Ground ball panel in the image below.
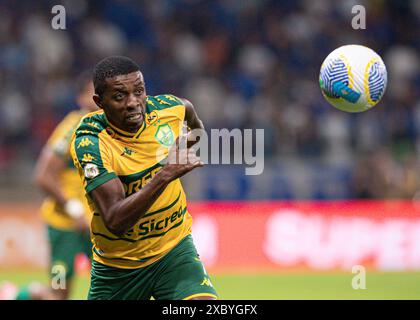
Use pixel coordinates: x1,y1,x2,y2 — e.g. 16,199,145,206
367,60,387,104
319,57,349,99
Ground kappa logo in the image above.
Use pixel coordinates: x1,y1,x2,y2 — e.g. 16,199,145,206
157,98,171,106
87,122,99,129
155,124,174,147
200,277,213,287
121,147,136,157
147,97,155,107
164,95,180,103
77,137,94,148
78,130,95,135
82,153,95,162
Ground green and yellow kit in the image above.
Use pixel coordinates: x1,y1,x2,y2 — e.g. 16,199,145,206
40,110,92,279
70,94,218,299
41,110,92,229
71,95,193,269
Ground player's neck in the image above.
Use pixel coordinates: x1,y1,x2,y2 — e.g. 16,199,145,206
107,118,144,136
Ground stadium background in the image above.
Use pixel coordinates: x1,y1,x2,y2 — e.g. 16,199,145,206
0,0,419,299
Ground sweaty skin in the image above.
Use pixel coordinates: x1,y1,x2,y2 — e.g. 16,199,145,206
90,71,204,237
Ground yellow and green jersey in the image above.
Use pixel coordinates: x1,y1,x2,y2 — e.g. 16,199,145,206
70,94,192,269
41,110,92,230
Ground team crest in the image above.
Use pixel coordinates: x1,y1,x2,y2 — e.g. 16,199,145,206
155,124,174,147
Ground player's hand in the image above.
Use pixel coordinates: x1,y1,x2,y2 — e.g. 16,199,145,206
64,199,89,232
163,134,204,180
64,199,85,218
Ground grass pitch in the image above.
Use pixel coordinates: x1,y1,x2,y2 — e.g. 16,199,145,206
1,271,420,300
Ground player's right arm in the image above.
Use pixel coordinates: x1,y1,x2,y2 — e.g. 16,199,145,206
34,147,68,208
34,116,87,226
34,148,87,228
72,132,202,237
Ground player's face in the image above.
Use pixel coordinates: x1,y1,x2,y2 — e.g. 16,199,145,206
96,71,147,133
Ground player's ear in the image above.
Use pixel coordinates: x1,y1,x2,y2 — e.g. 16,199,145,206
93,94,103,109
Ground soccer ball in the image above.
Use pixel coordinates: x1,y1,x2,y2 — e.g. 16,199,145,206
319,44,387,113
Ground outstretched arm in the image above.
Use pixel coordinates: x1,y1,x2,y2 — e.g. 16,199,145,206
90,137,203,236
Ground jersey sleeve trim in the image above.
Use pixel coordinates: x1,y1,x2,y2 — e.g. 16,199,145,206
85,172,118,193
73,116,116,194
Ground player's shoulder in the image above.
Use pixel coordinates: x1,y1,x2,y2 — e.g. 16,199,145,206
71,111,106,159
53,110,83,132
46,110,84,146
60,110,83,124
146,94,185,112
74,110,107,138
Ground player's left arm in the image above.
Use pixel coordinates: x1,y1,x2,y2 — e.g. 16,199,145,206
180,98,204,130
180,97,204,148
34,146,87,230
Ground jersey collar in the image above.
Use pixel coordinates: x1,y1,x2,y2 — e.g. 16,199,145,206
105,116,147,140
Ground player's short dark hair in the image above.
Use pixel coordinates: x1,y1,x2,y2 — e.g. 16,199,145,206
93,56,140,96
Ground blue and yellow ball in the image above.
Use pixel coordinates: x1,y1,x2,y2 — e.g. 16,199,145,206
319,45,387,113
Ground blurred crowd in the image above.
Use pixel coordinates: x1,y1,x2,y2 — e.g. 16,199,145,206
0,0,419,199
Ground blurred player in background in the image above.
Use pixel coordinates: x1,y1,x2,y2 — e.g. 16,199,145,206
0,72,98,300
71,56,218,300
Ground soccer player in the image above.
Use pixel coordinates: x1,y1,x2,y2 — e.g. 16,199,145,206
70,56,218,300
0,72,98,300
